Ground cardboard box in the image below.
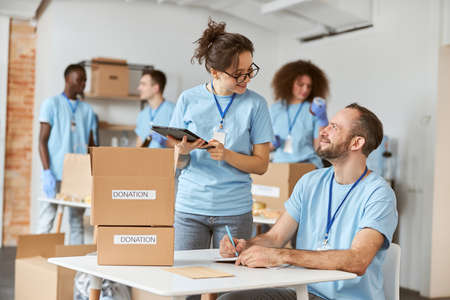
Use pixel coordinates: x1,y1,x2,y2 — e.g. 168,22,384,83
60,153,91,201
251,163,316,210
91,57,129,97
97,226,174,266
90,147,175,226
15,233,96,300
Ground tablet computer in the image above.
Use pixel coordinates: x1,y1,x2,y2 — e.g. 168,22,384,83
152,126,214,149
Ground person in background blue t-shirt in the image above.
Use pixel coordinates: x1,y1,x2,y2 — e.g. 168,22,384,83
270,60,330,168
135,69,174,148
219,103,398,300
168,19,273,252
38,64,97,245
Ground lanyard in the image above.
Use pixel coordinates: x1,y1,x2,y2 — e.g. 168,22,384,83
325,166,368,243
149,100,165,123
287,101,304,134
62,92,79,116
211,81,235,129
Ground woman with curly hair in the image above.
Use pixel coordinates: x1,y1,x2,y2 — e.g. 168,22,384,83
270,60,330,168
168,19,273,251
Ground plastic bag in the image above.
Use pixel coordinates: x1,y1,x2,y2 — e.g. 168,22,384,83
74,271,131,300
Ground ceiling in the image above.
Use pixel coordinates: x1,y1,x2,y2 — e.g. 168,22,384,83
0,0,373,41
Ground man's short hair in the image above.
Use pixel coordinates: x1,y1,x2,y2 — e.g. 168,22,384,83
142,69,166,94
346,103,384,157
64,64,86,78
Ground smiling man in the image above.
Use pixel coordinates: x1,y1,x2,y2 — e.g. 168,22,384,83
219,103,398,300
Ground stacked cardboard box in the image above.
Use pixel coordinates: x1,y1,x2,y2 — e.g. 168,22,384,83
251,162,316,210
90,147,175,266
90,57,129,97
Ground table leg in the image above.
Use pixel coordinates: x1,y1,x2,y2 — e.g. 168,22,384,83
295,284,308,300
89,275,102,300
55,205,63,233
201,293,217,300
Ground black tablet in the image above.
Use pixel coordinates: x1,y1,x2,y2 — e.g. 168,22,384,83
152,126,213,149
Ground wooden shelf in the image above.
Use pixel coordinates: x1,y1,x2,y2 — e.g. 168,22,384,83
85,93,141,101
98,122,135,131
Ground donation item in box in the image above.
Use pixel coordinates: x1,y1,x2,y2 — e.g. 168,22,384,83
90,57,129,97
251,162,316,210
97,226,174,266
90,147,175,226
59,153,91,203
15,233,96,300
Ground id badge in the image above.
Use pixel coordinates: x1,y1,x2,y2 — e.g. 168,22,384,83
71,121,76,132
283,135,293,153
316,239,331,251
213,126,227,145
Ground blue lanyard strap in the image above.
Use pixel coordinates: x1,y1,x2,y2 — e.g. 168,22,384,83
62,92,79,115
326,166,368,239
287,101,304,134
211,81,235,127
149,100,165,123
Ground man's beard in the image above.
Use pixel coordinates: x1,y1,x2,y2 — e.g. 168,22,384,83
315,136,352,160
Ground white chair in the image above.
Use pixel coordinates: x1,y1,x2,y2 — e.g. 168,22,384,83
383,243,401,300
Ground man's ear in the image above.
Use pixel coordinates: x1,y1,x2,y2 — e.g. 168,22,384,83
350,136,365,152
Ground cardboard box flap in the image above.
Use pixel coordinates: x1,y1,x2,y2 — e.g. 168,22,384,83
60,154,92,199
55,244,97,257
16,233,65,259
92,57,127,66
91,147,174,177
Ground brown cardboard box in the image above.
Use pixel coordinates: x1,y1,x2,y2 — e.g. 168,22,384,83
97,226,174,266
15,233,96,300
91,57,129,97
60,153,91,201
251,162,316,210
90,147,175,226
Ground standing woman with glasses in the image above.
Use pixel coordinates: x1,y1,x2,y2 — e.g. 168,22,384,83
168,19,273,251
270,60,330,168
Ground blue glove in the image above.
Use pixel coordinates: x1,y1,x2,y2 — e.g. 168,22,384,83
151,132,167,147
42,169,56,198
272,135,282,150
310,97,329,127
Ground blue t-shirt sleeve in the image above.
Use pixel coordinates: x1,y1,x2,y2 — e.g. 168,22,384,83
284,179,304,223
169,94,187,128
359,186,398,250
39,98,54,126
250,98,274,144
135,110,148,141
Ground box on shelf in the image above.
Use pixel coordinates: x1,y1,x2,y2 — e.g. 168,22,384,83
97,226,174,266
90,57,129,97
59,153,91,203
15,233,96,300
251,163,316,210
90,147,175,226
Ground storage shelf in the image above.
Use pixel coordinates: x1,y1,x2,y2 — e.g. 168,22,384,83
85,93,141,101
98,121,134,131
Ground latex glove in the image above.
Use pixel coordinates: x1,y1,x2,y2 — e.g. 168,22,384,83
310,97,329,127
42,169,56,198
151,132,167,147
271,135,282,150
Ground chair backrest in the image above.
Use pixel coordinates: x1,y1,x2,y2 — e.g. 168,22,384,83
383,243,401,300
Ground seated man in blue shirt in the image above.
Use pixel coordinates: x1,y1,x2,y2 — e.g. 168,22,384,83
219,103,398,300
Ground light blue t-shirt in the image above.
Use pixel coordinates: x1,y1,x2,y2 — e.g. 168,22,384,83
270,100,323,168
39,93,97,180
170,84,273,216
285,167,398,300
134,100,175,148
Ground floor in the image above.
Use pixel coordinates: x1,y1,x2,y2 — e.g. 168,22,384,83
1,246,449,300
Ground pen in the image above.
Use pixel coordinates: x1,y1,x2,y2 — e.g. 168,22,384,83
225,225,239,257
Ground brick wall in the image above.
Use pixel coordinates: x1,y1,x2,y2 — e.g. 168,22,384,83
2,20,36,246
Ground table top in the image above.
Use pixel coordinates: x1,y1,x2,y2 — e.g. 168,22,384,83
38,197,91,208
48,249,356,297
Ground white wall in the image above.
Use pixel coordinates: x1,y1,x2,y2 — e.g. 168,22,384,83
0,16,10,247
275,0,443,296
32,1,278,234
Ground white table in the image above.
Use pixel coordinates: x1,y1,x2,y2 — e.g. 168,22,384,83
48,249,356,300
253,215,277,225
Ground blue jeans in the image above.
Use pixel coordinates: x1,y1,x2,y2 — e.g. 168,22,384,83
37,181,85,245
174,211,253,250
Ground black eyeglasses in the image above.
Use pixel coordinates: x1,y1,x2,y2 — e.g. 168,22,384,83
222,63,260,84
